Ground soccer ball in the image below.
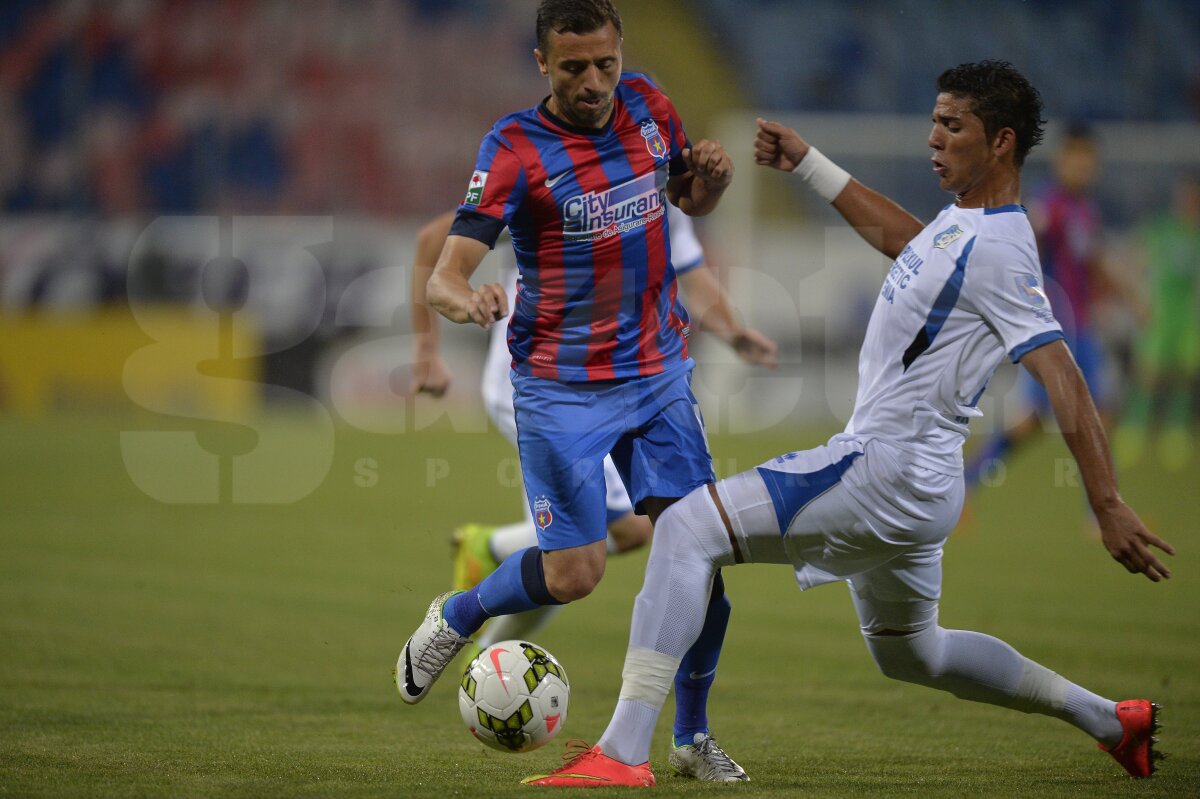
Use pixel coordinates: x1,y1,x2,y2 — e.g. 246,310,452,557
458,640,569,753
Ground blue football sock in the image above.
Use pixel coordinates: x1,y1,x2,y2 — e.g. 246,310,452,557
442,586,489,636
444,548,561,636
673,569,731,747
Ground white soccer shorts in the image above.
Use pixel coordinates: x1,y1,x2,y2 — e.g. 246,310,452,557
712,434,964,632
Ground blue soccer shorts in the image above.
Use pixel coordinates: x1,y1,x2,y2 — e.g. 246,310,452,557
511,360,714,551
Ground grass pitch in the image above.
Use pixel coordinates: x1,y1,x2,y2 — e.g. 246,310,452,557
1,415,1196,797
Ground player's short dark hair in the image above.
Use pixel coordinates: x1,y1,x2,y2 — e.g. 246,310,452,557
536,0,623,54
937,60,1045,166
1063,119,1096,143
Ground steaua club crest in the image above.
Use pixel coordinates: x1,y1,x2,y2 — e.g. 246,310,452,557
640,119,667,161
534,496,554,530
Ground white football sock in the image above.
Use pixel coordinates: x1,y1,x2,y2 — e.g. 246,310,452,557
599,697,663,766
489,521,537,562
599,647,679,765
864,625,1122,744
1065,685,1122,747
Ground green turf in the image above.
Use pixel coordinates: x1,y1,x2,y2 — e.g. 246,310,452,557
1,415,1196,797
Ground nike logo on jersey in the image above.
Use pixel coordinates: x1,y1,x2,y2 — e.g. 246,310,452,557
544,171,569,189
401,642,424,699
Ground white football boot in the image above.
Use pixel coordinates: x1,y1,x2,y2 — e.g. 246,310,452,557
668,733,750,782
396,591,471,704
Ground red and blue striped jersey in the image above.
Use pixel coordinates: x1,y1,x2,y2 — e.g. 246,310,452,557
450,73,693,382
1033,183,1102,333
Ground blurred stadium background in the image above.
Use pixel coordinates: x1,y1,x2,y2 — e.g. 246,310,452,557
1,0,1197,433
1,2,1198,796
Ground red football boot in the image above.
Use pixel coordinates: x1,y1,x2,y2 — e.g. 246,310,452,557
522,741,655,788
1098,699,1164,778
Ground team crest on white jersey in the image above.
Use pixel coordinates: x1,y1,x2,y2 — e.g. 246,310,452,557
465,170,489,205
534,496,554,530
640,119,668,161
933,224,964,249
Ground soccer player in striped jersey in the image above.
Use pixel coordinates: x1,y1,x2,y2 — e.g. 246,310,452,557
410,205,776,621
523,61,1173,788
398,0,752,780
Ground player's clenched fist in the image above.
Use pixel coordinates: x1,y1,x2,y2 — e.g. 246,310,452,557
466,283,508,329
754,118,810,172
683,139,733,188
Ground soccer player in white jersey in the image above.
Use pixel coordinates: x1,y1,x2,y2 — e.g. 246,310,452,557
523,60,1174,788
410,203,777,780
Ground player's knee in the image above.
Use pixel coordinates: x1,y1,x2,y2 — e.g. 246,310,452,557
862,624,943,684
543,554,606,602
652,494,691,539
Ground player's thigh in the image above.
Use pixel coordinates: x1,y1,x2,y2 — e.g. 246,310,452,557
709,440,865,566
612,368,713,512
710,469,789,565
512,380,621,551
847,546,942,634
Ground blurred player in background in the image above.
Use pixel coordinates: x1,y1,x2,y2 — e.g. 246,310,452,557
398,0,759,781
524,60,1172,788
1115,172,1200,471
410,204,776,652
964,123,1112,490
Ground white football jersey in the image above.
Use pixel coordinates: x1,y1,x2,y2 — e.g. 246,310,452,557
844,204,1064,473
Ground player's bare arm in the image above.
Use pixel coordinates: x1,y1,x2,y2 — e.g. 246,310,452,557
676,266,778,368
755,118,924,259
427,234,508,329
1020,340,1175,581
667,139,733,217
412,211,457,396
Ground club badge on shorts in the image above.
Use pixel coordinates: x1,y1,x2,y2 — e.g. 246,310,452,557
640,119,667,161
534,496,554,530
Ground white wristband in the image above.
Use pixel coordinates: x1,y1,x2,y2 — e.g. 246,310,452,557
792,146,851,203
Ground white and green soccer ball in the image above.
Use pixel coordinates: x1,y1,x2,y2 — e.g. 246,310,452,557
458,640,569,753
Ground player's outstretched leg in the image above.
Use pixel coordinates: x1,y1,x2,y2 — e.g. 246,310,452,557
852,589,1163,778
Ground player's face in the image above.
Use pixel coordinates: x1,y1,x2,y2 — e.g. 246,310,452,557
928,93,1004,202
1055,140,1098,194
535,22,622,129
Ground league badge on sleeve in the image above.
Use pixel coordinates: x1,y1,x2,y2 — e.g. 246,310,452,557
933,224,964,249
640,119,668,161
1014,274,1049,309
465,170,489,205
534,496,554,530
